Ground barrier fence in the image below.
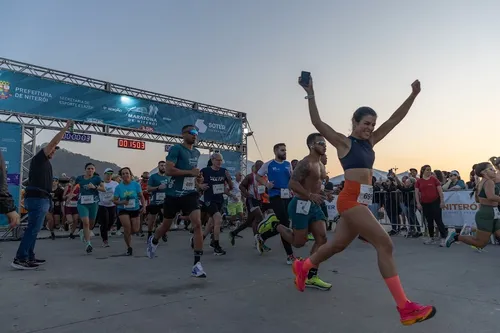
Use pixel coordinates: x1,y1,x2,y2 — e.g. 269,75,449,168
326,190,479,230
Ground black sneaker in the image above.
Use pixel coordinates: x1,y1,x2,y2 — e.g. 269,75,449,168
85,244,93,254
11,259,38,270
126,247,133,256
50,232,55,240
31,258,46,265
69,233,75,240
209,240,215,249
162,234,168,242
214,246,226,256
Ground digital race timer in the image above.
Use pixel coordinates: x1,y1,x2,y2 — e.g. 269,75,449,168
117,139,146,150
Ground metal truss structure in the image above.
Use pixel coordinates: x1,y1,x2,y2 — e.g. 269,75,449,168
0,57,250,239
0,57,249,172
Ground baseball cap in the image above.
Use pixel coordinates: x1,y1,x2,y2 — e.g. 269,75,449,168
104,168,114,174
325,182,334,191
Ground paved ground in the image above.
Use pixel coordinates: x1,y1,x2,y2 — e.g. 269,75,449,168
0,229,499,333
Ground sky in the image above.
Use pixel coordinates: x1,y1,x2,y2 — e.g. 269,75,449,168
2,0,500,179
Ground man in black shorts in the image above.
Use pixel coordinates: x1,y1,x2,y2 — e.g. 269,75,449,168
146,125,206,278
146,161,168,239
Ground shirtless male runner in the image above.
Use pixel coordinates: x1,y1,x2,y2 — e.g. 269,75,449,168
276,133,332,291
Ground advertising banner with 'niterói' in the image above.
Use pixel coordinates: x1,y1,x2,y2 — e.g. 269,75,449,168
0,122,22,227
0,70,242,144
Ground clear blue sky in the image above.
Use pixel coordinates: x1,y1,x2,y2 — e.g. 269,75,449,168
3,0,500,177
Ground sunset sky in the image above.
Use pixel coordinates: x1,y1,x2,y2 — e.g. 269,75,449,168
2,0,499,179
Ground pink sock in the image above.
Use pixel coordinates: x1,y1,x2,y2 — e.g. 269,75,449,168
384,275,409,308
303,258,317,272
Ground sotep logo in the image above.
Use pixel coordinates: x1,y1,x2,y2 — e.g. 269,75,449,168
195,119,226,134
195,119,208,133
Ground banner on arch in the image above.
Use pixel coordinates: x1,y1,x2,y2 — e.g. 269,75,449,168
0,122,23,227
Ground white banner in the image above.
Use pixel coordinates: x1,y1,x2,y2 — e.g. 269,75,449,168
442,191,478,228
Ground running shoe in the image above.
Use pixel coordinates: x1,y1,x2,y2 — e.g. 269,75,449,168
50,232,55,240
423,237,438,245
191,262,207,278
305,276,332,291
11,259,38,270
146,236,158,259
397,301,436,326
214,246,226,256
262,244,272,252
30,258,46,265
286,254,296,265
228,231,242,246
162,234,168,242
126,247,133,256
445,231,457,248
439,238,446,247
85,243,93,254
254,234,264,254
291,259,307,292
102,241,110,248
307,233,314,241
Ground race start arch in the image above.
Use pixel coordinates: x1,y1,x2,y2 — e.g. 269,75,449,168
0,57,250,186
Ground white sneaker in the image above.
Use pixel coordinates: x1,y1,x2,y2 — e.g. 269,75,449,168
146,236,158,259
90,231,95,237
115,230,122,236
439,238,446,247
191,262,207,278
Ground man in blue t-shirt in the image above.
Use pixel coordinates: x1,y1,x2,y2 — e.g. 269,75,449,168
146,161,169,239
146,124,207,278
255,143,295,264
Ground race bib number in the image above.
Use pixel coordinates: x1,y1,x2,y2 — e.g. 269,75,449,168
213,184,225,195
494,207,500,219
296,200,311,215
257,185,266,195
80,195,95,204
156,192,165,201
182,177,196,191
66,201,77,207
357,185,373,205
103,192,114,201
124,199,136,209
280,188,291,199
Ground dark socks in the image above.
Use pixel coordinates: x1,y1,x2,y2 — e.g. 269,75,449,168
194,250,203,265
152,237,159,245
308,268,318,280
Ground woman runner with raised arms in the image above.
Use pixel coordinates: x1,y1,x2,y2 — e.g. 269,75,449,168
292,74,436,326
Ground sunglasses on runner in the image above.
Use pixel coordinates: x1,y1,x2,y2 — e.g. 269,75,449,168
315,140,326,146
184,129,198,136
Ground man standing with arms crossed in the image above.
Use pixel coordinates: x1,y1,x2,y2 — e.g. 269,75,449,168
12,121,73,270
147,125,207,278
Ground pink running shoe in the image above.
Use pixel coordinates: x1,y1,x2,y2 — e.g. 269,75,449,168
292,259,307,292
398,301,436,326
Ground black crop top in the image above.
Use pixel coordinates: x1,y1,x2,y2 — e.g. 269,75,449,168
339,136,375,170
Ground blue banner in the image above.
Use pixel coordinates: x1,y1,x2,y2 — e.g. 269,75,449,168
0,69,242,144
218,150,242,176
0,122,22,227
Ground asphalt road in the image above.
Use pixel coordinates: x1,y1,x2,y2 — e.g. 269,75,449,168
0,230,499,333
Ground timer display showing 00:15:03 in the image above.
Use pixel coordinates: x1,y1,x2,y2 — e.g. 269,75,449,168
117,139,146,150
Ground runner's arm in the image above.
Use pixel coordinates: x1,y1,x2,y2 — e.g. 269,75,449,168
288,160,311,199
224,170,233,191
239,175,251,198
96,181,106,192
255,161,270,186
371,81,420,146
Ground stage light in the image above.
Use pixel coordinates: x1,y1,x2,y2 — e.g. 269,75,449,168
120,96,132,104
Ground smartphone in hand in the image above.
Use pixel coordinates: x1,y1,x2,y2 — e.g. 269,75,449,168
299,71,311,87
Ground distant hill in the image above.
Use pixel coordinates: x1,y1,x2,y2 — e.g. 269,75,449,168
36,144,121,178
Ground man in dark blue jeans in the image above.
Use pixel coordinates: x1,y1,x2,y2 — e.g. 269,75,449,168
11,120,73,270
